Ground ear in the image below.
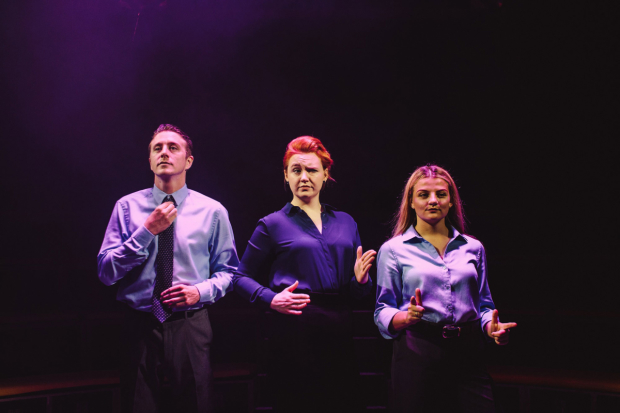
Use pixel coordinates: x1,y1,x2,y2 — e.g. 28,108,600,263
185,156,194,171
449,202,453,208
283,169,288,181
324,168,330,181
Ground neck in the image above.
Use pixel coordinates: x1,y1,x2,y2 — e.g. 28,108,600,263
154,174,186,195
291,195,322,212
415,218,449,237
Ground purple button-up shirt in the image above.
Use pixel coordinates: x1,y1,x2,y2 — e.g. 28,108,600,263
232,203,372,306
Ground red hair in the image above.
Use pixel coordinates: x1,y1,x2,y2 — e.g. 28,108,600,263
283,136,335,181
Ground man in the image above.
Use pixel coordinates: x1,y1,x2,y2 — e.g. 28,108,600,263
97,124,239,412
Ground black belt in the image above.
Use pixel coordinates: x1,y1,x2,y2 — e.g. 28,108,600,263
307,291,348,305
410,319,481,339
164,307,205,322
282,290,349,305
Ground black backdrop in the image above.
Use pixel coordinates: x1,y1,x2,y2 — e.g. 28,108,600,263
1,0,618,375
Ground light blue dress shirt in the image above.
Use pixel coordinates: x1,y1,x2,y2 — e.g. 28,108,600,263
97,185,239,312
374,225,495,339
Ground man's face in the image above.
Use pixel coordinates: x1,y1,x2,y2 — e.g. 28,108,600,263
149,131,193,178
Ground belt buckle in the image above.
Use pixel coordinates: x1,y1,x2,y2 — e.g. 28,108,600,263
442,325,461,339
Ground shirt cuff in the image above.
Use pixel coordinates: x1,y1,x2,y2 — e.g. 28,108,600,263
260,289,277,307
377,307,401,339
480,311,494,334
350,275,373,298
133,225,156,248
196,281,211,303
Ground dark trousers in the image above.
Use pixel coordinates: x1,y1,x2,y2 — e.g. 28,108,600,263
120,307,214,413
391,323,497,413
268,294,361,413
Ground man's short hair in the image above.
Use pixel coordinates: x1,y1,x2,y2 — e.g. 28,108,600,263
149,124,194,158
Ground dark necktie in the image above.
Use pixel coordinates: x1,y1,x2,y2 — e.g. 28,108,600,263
152,195,176,322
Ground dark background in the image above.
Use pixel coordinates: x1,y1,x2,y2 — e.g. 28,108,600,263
1,0,618,381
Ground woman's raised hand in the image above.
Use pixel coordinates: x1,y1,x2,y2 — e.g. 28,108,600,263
270,281,311,315
354,246,377,284
485,309,517,345
389,288,425,331
405,288,425,325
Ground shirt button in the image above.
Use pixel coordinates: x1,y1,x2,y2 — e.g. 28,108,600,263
445,284,450,290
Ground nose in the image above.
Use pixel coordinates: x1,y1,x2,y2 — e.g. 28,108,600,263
300,170,309,181
429,193,438,204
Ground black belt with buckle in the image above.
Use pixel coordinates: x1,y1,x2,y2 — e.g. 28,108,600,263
442,325,462,338
165,307,205,322
411,319,480,339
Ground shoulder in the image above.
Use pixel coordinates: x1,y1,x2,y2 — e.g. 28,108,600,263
186,189,226,211
260,208,288,227
378,235,401,257
117,188,151,203
461,233,484,249
115,188,153,211
331,209,356,225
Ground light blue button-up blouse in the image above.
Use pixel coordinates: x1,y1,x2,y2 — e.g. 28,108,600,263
374,225,495,339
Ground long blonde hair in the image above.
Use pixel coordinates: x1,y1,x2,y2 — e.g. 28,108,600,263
392,165,466,238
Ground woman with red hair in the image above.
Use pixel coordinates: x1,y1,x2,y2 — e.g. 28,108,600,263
374,165,517,413
233,136,376,413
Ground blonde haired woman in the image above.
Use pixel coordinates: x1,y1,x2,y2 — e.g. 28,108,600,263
374,165,516,413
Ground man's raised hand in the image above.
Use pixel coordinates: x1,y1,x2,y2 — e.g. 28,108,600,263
145,202,177,235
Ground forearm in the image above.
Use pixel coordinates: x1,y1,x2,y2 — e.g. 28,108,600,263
389,310,413,332
97,225,154,285
232,274,276,306
194,271,233,304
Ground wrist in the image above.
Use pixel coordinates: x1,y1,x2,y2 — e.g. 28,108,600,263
356,273,369,284
144,220,159,235
483,321,493,336
391,310,412,331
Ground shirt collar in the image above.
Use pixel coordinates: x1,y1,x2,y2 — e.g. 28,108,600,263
282,202,337,216
152,184,189,205
401,224,467,243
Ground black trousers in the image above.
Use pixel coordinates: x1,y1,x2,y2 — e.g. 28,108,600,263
120,307,214,413
391,323,497,413
268,294,361,413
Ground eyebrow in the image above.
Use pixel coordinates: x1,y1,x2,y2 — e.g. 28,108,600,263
153,141,180,147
